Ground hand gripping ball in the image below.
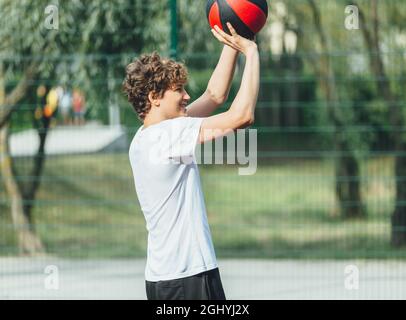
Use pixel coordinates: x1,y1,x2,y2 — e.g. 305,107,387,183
206,0,269,40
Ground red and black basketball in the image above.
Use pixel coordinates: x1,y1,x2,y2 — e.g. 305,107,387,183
206,0,268,40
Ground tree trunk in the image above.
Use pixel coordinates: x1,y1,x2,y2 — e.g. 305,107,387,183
284,55,300,126
0,125,45,255
0,61,37,129
308,0,365,218
335,140,366,218
391,139,406,246
268,57,281,127
353,0,406,244
22,116,50,222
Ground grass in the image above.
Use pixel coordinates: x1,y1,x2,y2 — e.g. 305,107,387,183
0,154,405,259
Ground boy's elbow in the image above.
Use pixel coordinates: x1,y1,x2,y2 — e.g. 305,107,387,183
247,116,255,126
236,113,255,128
244,115,255,127
206,89,227,105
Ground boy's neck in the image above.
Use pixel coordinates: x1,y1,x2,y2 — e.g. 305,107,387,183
143,113,167,128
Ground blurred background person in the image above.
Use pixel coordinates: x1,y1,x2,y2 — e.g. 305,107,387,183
72,88,86,126
44,86,59,127
60,87,73,126
35,85,47,121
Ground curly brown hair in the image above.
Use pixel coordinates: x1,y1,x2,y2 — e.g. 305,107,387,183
122,51,188,121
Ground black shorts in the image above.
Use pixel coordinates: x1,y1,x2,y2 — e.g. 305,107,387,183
145,268,226,300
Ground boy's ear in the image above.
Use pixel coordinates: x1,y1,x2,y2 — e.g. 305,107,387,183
148,91,160,107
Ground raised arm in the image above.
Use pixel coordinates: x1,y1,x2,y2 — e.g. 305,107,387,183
186,45,239,118
207,45,239,103
199,23,260,143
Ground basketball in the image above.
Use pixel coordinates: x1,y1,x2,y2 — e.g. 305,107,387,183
206,0,268,40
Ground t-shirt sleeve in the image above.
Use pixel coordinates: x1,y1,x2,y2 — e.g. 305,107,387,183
165,116,203,159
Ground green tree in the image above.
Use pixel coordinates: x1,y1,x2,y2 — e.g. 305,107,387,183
352,0,406,246
0,0,58,255
283,0,367,218
0,0,168,254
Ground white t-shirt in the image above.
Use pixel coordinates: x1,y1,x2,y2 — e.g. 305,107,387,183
129,116,218,282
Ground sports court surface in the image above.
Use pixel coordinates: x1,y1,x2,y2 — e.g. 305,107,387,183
10,123,128,157
1,258,405,299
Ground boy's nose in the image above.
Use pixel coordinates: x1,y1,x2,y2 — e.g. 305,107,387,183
183,90,191,100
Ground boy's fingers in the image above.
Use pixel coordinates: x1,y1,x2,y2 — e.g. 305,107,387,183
211,29,229,44
211,28,224,41
212,28,230,43
212,28,239,51
226,22,238,36
214,25,233,41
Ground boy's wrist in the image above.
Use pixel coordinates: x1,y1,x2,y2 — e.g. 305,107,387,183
244,43,258,56
225,45,240,55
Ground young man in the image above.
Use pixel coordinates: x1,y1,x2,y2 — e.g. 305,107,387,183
123,23,259,300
